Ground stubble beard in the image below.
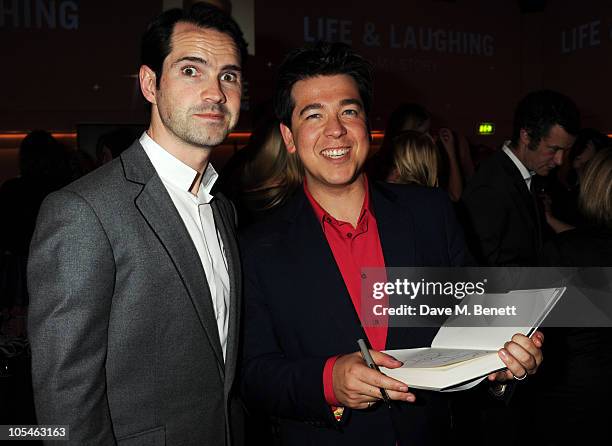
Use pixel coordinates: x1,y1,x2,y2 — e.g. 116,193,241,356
161,104,235,149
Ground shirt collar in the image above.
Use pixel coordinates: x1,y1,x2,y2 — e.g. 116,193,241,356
303,175,371,232
502,141,535,183
140,132,218,204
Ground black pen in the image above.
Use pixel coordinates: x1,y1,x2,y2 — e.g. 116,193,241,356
357,338,392,407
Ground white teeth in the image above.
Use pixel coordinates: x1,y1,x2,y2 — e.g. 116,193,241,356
321,148,349,158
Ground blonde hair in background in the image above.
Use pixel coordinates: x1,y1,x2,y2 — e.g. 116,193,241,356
240,123,304,210
390,130,439,187
579,147,612,228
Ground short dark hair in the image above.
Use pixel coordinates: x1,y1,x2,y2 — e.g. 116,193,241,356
510,89,580,150
141,3,248,89
274,42,374,127
569,128,610,161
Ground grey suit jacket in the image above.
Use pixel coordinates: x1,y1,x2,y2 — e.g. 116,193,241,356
27,141,244,446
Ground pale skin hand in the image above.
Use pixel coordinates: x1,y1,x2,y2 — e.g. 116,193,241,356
438,127,463,202
332,350,415,409
488,331,544,382
438,128,456,157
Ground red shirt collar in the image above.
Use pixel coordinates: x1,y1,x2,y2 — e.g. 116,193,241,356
303,175,371,233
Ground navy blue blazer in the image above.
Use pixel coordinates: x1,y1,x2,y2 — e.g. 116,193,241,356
240,181,469,445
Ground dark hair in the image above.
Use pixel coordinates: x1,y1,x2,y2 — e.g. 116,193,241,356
386,103,430,137
569,128,610,161
96,128,135,162
366,103,431,181
510,89,580,150
19,130,72,188
273,42,374,127
141,3,248,89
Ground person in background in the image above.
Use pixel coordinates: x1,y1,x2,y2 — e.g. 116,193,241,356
385,130,439,187
369,103,467,201
542,128,610,229
0,130,71,338
461,90,580,266
534,147,612,444
220,117,303,227
96,127,136,166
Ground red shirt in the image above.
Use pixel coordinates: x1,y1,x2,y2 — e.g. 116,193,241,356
303,176,388,406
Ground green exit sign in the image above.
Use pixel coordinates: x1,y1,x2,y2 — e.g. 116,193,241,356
478,123,495,135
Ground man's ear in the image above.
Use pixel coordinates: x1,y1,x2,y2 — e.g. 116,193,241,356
280,122,296,153
519,128,531,150
139,65,157,105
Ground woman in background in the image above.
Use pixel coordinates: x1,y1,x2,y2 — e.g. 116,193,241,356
386,130,439,187
369,103,467,200
221,119,303,227
545,128,610,228
535,148,612,444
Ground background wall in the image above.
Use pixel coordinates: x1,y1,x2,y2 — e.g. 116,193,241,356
1,0,610,183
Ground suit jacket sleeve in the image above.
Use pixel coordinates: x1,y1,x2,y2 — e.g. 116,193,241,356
27,189,117,445
461,183,508,266
240,242,337,425
442,194,471,267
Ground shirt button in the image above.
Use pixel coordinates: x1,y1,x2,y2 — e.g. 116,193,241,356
361,273,367,279
347,233,352,238
325,217,332,223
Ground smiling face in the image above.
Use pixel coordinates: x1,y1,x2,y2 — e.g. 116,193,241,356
279,74,370,195
141,23,242,152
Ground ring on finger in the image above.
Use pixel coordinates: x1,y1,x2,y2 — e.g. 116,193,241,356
513,371,528,381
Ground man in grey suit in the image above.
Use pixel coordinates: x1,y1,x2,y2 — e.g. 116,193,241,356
27,4,246,445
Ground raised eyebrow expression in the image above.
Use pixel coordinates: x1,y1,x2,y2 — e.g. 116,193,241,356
171,56,242,78
298,98,364,118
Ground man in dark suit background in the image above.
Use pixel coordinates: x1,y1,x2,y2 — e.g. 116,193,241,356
462,90,580,266
27,5,246,445
240,42,544,445
460,90,580,444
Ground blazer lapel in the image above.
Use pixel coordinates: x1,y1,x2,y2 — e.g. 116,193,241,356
211,198,241,394
371,183,417,267
122,143,225,372
499,151,539,227
286,191,366,345
369,183,439,349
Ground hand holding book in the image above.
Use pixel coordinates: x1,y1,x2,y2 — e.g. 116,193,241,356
331,350,415,409
487,331,544,383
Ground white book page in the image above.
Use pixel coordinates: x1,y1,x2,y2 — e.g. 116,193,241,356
387,348,496,368
441,376,487,392
432,288,565,351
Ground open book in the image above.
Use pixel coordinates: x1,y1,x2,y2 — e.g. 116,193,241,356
380,287,566,392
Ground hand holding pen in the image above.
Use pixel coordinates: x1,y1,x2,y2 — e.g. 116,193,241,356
330,340,415,410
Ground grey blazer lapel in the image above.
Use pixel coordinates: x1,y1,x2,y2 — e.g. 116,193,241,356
121,142,226,372
212,198,241,395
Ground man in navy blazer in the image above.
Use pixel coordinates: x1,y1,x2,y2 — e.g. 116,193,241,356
462,90,580,266
240,42,544,445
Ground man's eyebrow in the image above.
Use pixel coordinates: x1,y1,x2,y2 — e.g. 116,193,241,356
170,57,241,73
298,103,323,117
340,98,364,108
221,64,242,73
171,56,207,67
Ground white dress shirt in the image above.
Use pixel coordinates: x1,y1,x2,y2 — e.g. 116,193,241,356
140,132,230,360
502,141,535,191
